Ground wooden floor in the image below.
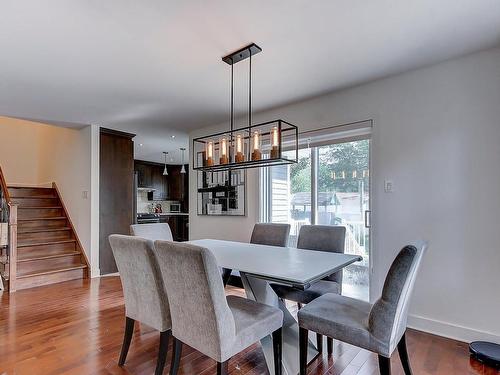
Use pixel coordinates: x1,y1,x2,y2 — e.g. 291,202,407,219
0,277,497,375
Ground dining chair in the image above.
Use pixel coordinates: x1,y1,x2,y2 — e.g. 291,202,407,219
298,241,428,375
130,223,173,242
109,234,172,375
222,223,290,287
153,240,284,375
271,225,346,354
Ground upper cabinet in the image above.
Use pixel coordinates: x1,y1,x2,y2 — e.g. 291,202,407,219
134,161,188,206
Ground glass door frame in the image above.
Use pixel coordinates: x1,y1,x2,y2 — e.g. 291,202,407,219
259,123,373,301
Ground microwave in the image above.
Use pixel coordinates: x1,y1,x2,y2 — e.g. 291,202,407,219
169,203,181,213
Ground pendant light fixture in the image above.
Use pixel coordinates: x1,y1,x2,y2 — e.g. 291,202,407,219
193,43,298,172
162,152,168,176
180,147,186,174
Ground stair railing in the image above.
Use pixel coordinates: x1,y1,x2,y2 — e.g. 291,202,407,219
0,164,17,292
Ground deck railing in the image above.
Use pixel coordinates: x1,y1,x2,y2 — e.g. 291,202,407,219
0,164,17,292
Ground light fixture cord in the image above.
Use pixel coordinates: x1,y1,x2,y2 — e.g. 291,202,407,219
248,49,252,161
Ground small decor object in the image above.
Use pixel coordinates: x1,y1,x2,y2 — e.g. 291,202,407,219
470,341,500,368
197,169,245,216
193,43,298,172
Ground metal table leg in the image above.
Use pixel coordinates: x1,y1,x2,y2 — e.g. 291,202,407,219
240,272,318,375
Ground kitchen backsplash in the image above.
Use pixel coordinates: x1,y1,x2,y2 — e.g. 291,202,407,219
137,190,180,214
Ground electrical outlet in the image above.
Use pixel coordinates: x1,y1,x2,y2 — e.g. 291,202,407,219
384,179,394,193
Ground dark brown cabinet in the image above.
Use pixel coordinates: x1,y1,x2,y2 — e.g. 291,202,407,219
134,161,188,205
100,128,135,275
159,215,189,242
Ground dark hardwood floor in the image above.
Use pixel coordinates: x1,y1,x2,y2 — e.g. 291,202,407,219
0,277,497,374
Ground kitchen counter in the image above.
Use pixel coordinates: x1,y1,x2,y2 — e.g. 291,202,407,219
158,212,189,216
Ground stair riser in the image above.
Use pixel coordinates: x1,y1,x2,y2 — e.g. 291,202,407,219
18,219,68,230
18,208,64,219
18,230,73,243
8,188,56,198
18,242,76,256
15,268,86,290
18,254,82,275
11,198,60,207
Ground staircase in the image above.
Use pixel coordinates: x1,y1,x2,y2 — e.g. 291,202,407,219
8,185,88,290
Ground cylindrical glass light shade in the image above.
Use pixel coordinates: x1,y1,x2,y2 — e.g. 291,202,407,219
235,133,245,162
219,137,229,164
270,126,279,159
251,130,261,161
205,140,214,166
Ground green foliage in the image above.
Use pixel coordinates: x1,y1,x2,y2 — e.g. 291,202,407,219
289,140,369,194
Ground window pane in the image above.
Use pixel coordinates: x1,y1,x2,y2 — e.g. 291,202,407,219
270,148,311,247
317,139,370,300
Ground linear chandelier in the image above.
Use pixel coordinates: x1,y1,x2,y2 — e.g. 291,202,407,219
193,43,298,172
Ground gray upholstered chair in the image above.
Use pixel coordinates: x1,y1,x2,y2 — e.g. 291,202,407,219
152,240,284,375
130,223,173,242
222,223,290,287
298,241,428,375
272,225,345,354
109,234,172,375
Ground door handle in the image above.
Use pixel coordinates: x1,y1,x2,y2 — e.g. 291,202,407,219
364,210,371,228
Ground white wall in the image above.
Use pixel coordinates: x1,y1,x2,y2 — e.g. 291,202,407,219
190,46,500,343
0,117,93,263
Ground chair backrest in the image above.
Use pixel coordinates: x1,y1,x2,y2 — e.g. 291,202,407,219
250,223,290,247
109,234,171,332
130,223,173,242
297,225,346,283
368,241,428,354
152,241,235,361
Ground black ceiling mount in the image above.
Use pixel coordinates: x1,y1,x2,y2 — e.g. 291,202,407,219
222,43,262,65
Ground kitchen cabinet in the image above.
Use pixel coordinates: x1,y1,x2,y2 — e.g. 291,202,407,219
159,215,189,241
135,161,152,188
134,160,188,206
100,128,135,275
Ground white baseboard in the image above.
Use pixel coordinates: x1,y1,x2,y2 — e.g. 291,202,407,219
408,314,500,344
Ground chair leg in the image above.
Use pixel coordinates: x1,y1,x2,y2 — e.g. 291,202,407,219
155,330,171,375
272,328,283,375
327,337,333,355
316,333,323,353
221,268,232,286
299,327,309,375
118,317,135,366
169,337,183,375
217,360,229,375
397,333,413,375
378,355,391,375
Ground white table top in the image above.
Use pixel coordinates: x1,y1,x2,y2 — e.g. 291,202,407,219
187,239,362,289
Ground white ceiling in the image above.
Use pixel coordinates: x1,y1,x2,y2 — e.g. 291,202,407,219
1,1,500,163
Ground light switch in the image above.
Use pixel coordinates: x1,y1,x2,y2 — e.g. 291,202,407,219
82,190,89,199
384,179,394,193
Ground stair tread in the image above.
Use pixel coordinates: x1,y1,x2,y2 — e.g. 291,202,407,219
18,206,62,209
18,251,81,262
18,217,67,222
17,264,87,278
18,227,72,234
18,239,76,248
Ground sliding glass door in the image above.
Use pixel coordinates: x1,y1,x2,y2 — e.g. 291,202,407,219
260,137,371,300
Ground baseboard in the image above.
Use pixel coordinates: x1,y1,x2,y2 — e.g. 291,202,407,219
408,314,500,344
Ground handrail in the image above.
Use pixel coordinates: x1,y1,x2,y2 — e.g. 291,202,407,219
0,164,12,205
0,164,17,292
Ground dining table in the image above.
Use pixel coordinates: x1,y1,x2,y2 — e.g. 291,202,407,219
187,239,362,375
